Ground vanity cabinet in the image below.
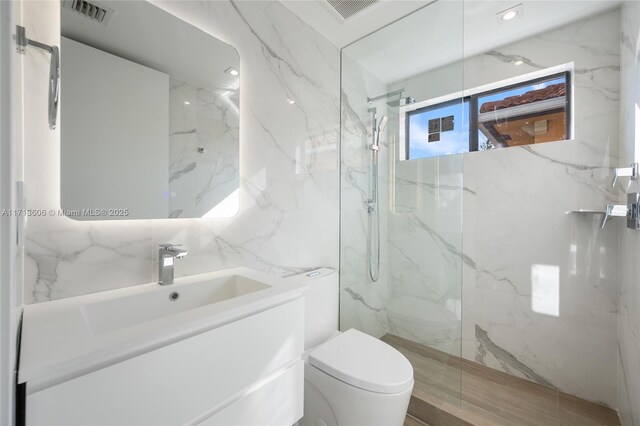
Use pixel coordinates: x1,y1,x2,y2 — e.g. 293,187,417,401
24,298,304,425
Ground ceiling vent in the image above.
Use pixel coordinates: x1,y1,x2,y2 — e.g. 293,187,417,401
61,0,114,25
327,0,378,20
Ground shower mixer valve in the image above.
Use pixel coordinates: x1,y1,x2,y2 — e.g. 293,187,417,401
627,192,640,230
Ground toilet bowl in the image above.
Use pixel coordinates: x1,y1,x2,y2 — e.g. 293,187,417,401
287,270,414,426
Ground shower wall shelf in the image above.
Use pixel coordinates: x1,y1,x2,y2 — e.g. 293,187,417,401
568,204,627,229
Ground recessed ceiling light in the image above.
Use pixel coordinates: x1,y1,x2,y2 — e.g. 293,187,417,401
225,67,239,76
184,101,190,105
501,10,518,21
496,4,523,23
514,60,524,66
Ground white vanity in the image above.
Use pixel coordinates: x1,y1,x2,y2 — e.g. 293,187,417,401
18,268,306,425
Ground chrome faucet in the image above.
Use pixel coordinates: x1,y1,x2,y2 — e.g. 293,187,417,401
158,244,188,285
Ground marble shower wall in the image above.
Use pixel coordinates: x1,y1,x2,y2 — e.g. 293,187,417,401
618,1,640,424
386,9,621,407
339,52,390,338
168,78,240,219
22,0,339,303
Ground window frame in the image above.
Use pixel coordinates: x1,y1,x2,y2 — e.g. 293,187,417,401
404,98,471,160
400,66,573,161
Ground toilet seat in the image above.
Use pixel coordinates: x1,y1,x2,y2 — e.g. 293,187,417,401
307,329,413,394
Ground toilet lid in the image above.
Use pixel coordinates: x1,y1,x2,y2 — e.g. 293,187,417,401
308,329,414,394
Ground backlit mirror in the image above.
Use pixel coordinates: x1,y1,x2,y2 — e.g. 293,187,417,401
60,0,240,220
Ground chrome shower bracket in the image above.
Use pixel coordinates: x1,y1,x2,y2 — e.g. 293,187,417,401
601,204,627,229
16,25,60,130
611,162,638,188
367,89,405,105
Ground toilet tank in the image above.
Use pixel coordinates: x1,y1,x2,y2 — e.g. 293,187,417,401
285,268,338,349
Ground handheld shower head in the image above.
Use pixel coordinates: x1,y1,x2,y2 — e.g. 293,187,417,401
378,115,388,132
372,115,388,150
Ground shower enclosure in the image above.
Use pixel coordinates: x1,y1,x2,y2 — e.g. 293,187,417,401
339,0,630,424
339,0,466,407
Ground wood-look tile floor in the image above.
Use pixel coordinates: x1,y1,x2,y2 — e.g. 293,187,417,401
405,414,430,426
383,334,621,426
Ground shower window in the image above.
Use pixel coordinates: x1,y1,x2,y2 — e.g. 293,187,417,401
407,100,470,160
403,71,571,160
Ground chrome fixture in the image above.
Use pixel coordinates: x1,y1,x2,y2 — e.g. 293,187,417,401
569,201,640,230
401,96,416,106
368,89,404,104
611,162,638,187
628,193,640,230
16,25,60,130
389,96,416,108
158,244,188,285
371,115,388,151
368,90,415,108
601,204,627,229
367,110,387,283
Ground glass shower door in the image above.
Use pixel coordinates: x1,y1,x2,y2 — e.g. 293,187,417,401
339,0,465,418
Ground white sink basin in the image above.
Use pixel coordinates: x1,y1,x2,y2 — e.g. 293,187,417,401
82,275,270,334
19,267,306,392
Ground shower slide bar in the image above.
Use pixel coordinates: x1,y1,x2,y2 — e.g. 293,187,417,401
16,25,60,130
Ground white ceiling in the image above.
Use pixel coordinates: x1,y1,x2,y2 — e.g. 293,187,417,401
283,0,622,84
279,0,435,48
62,0,240,91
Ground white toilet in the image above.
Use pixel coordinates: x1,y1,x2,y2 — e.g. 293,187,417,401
287,269,414,426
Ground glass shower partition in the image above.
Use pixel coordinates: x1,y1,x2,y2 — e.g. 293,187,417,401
339,0,465,415
341,0,629,424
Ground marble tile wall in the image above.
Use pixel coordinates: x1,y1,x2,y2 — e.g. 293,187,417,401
459,9,621,407
168,78,240,218
21,0,339,303
386,53,465,356
346,9,620,407
339,0,466,359
618,1,640,424
339,52,390,338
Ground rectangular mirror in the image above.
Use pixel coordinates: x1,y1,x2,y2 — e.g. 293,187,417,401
60,0,240,220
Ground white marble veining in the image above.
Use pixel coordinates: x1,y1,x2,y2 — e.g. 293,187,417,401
339,52,390,338
618,1,640,424
22,0,339,303
168,79,240,218
341,8,622,407
459,10,620,407
387,153,464,356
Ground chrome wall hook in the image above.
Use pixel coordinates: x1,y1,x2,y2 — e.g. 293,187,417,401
16,25,60,130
